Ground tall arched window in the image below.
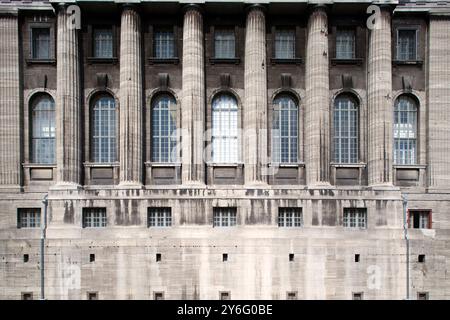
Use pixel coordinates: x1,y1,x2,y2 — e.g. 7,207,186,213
333,94,358,163
151,94,177,162
211,94,239,163
91,94,117,163
272,94,298,163
31,94,55,164
394,95,417,165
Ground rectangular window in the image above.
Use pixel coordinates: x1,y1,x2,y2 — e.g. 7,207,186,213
154,292,164,300
21,292,33,300
352,292,363,300
214,28,235,59
154,28,175,59
82,208,107,228
220,291,230,300
93,28,113,58
148,207,172,227
286,291,297,300
87,292,98,300
278,208,303,227
213,207,237,227
408,210,431,229
397,29,417,61
275,29,295,59
343,208,367,229
31,27,50,59
17,208,41,229
336,28,355,59
417,292,428,300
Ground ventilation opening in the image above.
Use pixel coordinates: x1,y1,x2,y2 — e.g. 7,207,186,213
418,254,425,263
154,292,164,300
352,292,363,300
289,253,294,262
220,291,230,300
87,292,98,300
21,292,33,300
287,291,297,300
156,253,161,262
222,253,228,262
355,254,360,262
90,254,95,262
23,254,29,263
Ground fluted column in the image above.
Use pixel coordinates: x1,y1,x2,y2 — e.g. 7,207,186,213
244,5,267,185
56,5,81,185
119,7,143,185
181,5,205,184
0,14,21,190
305,6,330,186
367,7,393,186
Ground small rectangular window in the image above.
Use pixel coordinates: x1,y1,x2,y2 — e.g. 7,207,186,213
24,254,29,263
31,27,50,59
90,254,95,263
336,28,355,59
214,28,235,59
286,291,297,300
352,292,363,300
148,207,172,227
417,292,428,300
289,253,295,262
220,291,230,300
154,292,164,300
343,208,367,229
17,208,41,229
21,292,33,300
408,210,431,229
82,208,107,228
275,29,295,59
278,208,303,227
93,28,113,58
355,254,360,263
397,29,417,61
154,28,175,59
87,292,98,300
418,254,425,263
213,207,237,227
222,253,228,262
156,253,161,262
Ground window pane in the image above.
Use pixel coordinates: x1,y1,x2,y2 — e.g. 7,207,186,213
212,94,238,163
154,29,175,59
275,29,295,59
31,95,56,164
148,208,172,227
213,208,237,227
343,208,367,229
32,28,50,59
336,29,355,59
394,96,417,165
94,28,113,58
83,208,107,228
272,95,298,163
215,29,235,59
152,95,177,162
92,96,116,163
333,96,358,163
397,29,417,61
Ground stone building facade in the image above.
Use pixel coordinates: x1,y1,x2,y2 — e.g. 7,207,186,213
0,0,450,300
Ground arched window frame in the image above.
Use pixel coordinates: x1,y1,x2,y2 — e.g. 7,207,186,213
90,93,117,163
151,93,178,163
271,93,299,164
30,93,56,164
393,95,418,165
333,94,359,164
211,93,239,164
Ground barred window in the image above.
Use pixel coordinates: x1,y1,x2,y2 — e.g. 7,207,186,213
278,208,303,227
93,28,113,58
409,210,431,229
31,27,50,59
343,208,367,229
82,208,107,228
212,94,239,163
154,29,175,59
272,95,298,163
151,94,177,162
214,29,235,59
17,208,41,229
213,207,237,227
397,29,417,61
148,207,172,227
31,94,56,164
333,95,358,163
394,96,417,165
275,29,295,59
336,29,355,59
92,95,116,163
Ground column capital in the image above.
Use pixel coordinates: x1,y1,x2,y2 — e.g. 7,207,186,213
245,4,267,15
308,3,329,15
183,3,203,15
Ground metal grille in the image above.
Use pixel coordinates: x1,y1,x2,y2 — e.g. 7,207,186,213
151,94,177,162
32,27,50,59
214,29,235,59
394,96,417,165
31,95,55,164
333,96,358,163
272,95,298,163
93,28,113,58
275,29,295,59
336,29,355,59
148,207,172,227
213,207,237,227
343,208,367,229
278,208,302,227
82,208,107,228
92,95,116,163
397,29,417,61
212,94,238,163
154,29,175,59
17,208,41,228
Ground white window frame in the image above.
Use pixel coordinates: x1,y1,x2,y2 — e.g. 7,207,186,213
151,94,178,163
394,95,418,165
214,28,235,59
333,95,359,164
82,208,107,228
278,208,303,227
213,207,237,227
148,207,172,227
17,208,41,229
272,95,298,163
343,208,367,229
92,95,117,163
396,28,418,61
